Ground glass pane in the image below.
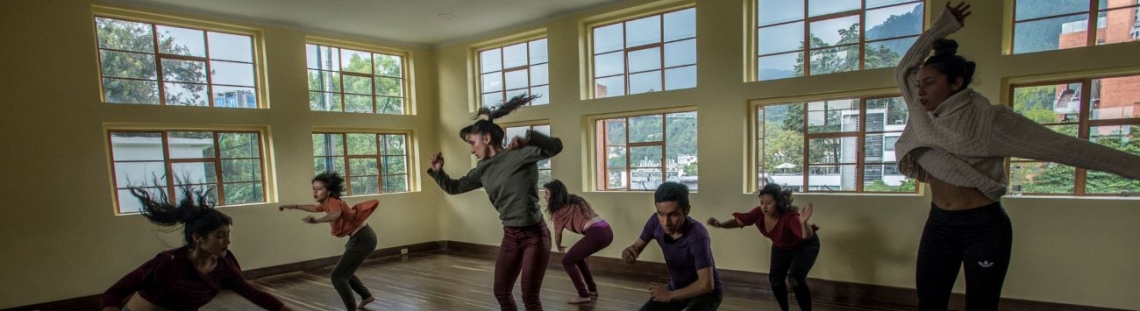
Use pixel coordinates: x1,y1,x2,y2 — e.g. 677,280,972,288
117,187,164,214
384,156,406,174
347,133,378,155
1086,126,1140,194
161,59,207,83
1091,76,1140,119
758,0,805,26
210,61,255,86
378,96,404,114
167,131,215,159
375,77,402,97
665,66,697,90
207,32,253,62
664,39,696,67
309,92,342,112
218,132,259,158
211,86,257,109
864,134,885,161
607,146,628,170
505,89,529,103
606,119,627,144
758,104,805,183
864,37,916,69
96,18,155,52
810,45,859,75
530,85,550,105
1013,83,1081,123
157,26,206,57
344,94,372,113
807,99,859,133
530,64,549,86
170,162,214,184
863,163,915,192
808,164,857,191
480,48,502,73
504,126,529,148
594,76,625,98
758,22,805,55
630,115,664,143
503,42,528,69
223,182,263,204
103,78,159,105
308,70,341,92
866,97,909,128
482,92,504,108
306,45,340,70
629,47,662,72
808,137,858,164
626,16,662,47
313,157,346,176
163,83,208,106
810,16,861,47
629,71,662,94
1097,8,1139,45
594,24,624,54
594,51,625,77
529,39,549,64
538,169,553,188
1013,14,1089,54
221,159,261,182
114,162,167,188
374,54,403,77
384,134,407,155
505,69,529,90
808,0,861,17
758,52,803,80
666,112,699,186
111,132,165,161
341,49,372,74
533,125,551,136
343,75,372,95
865,2,923,41
1015,0,1090,20
349,176,380,195
384,175,408,193
100,50,156,79
867,0,917,8
482,72,503,93
349,158,380,176
1011,162,1075,194
606,168,628,189
630,146,663,190
663,8,697,41
173,186,218,207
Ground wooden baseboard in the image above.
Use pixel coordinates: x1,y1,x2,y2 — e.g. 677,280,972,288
7,240,1127,311
443,240,1130,311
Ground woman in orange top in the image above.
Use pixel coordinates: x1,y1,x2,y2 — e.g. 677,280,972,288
543,179,612,304
280,172,378,310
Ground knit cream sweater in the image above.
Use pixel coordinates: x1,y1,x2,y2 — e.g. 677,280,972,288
894,12,1140,201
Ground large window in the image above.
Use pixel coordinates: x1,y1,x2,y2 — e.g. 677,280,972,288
95,17,259,107
109,130,266,214
1012,0,1140,54
1008,74,1140,195
478,38,550,108
592,7,697,98
755,95,916,193
755,0,924,80
306,44,406,114
312,133,409,195
595,111,698,191
504,124,553,187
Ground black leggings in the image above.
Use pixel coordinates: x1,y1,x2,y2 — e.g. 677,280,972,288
916,202,1012,311
770,234,820,311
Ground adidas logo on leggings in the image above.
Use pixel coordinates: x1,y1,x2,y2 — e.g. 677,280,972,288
978,260,994,268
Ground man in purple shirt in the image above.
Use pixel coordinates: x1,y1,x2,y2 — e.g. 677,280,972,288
621,182,723,311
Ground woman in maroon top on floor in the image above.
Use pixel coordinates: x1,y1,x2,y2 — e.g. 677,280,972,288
100,184,291,311
708,183,819,311
542,179,613,304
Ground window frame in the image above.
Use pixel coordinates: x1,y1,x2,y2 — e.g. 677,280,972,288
305,38,410,115
312,131,412,196
475,36,551,109
587,5,698,98
592,109,698,192
1009,0,1140,55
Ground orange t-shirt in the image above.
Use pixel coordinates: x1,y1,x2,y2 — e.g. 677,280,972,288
316,197,378,237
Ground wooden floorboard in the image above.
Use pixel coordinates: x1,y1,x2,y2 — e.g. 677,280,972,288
202,251,877,311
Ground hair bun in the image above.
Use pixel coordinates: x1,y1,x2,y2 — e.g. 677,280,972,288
932,39,958,57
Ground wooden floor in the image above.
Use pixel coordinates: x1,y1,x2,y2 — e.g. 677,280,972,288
204,252,879,311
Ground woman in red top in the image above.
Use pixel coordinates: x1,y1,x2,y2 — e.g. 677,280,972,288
543,179,613,304
708,183,819,311
280,172,379,310
100,185,290,311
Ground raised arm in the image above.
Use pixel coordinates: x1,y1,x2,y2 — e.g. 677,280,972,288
510,130,563,163
896,3,969,112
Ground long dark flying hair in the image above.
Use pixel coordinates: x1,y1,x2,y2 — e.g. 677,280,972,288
312,172,345,199
129,182,232,247
543,179,593,216
923,39,976,89
758,183,795,215
459,94,540,147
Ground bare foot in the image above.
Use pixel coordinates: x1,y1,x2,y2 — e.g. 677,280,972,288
356,296,375,310
567,296,592,304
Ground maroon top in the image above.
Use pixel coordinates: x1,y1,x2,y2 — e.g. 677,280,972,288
733,206,810,250
552,203,599,235
100,247,284,311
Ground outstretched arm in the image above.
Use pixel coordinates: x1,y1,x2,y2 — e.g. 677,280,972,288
279,204,320,212
896,2,970,112
707,217,743,229
426,152,483,194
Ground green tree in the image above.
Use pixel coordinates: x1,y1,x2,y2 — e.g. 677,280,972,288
97,18,206,105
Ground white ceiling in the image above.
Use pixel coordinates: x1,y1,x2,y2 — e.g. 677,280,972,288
100,0,628,47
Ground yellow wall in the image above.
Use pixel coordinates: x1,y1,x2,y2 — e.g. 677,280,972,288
0,0,441,307
434,0,1140,309
3,0,1140,309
